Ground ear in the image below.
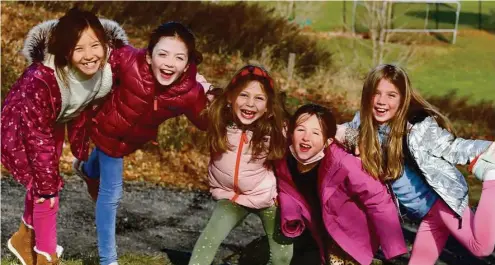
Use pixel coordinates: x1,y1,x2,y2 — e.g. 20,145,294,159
184,63,190,73
325,138,334,148
146,53,152,65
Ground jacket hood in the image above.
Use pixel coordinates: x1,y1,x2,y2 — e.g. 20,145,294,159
22,18,128,64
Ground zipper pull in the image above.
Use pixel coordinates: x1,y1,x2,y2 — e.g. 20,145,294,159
241,131,248,144
154,97,157,111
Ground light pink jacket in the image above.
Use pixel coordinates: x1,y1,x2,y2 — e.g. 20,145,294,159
208,126,277,209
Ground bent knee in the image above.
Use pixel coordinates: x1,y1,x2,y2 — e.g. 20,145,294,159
471,246,495,257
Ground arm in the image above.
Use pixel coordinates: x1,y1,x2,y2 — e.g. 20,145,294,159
336,112,360,153
421,117,492,165
196,73,213,93
20,78,61,198
183,84,208,131
278,190,306,238
344,156,407,259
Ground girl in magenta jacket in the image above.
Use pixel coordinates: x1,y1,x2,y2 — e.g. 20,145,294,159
276,104,407,265
1,8,127,265
188,65,292,265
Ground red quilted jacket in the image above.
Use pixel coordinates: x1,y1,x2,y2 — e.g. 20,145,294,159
89,45,208,158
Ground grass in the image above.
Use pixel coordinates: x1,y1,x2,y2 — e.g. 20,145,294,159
260,1,495,103
1,253,171,265
261,1,495,32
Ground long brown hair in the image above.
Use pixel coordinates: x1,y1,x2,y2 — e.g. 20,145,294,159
207,65,287,165
48,7,109,86
359,64,454,181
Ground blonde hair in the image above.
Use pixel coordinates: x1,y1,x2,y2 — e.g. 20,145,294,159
359,64,454,181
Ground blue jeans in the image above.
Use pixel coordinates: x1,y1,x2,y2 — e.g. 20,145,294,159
84,147,123,265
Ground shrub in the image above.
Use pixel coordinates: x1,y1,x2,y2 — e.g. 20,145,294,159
19,1,332,77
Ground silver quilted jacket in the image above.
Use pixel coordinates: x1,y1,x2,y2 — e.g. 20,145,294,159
344,112,492,216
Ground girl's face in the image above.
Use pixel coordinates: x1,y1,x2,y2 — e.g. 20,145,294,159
146,36,189,86
372,79,401,124
232,81,268,125
292,114,327,162
71,27,105,79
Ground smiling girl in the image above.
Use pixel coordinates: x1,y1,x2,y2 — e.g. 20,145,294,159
188,65,293,265
339,64,495,265
1,8,127,265
69,22,212,265
276,104,406,265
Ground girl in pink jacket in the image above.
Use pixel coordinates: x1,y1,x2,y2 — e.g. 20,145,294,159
276,104,407,265
188,65,292,265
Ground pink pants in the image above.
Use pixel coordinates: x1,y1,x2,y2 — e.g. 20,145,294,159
22,189,59,254
409,180,495,265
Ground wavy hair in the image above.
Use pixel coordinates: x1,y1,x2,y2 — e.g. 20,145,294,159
359,64,454,181
207,65,287,165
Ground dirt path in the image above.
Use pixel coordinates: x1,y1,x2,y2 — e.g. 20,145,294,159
2,176,494,265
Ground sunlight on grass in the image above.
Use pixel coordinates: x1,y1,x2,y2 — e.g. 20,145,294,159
1,253,171,265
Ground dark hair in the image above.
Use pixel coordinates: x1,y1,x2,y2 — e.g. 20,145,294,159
147,21,202,65
48,7,109,85
289,104,337,142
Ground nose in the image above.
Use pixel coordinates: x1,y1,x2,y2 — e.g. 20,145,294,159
246,96,255,107
82,47,94,61
161,56,174,68
302,131,310,141
376,94,385,105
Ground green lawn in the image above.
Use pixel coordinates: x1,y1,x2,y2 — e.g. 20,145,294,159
260,1,495,103
1,253,170,265
261,1,495,32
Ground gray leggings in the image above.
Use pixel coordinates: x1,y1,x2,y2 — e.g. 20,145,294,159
188,199,293,265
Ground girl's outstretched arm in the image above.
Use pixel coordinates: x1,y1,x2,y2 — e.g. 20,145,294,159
412,116,492,165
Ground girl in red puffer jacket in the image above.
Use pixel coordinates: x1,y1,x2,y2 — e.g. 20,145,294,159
72,22,213,265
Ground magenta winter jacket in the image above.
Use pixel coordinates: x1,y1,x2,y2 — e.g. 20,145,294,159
88,45,208,158
276,144,407,265
1,19,127,197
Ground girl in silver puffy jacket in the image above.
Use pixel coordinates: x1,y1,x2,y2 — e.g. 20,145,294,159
338,64,495,265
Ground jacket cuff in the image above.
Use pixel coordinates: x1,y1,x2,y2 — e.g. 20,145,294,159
38,193,58,199
468,155,481,173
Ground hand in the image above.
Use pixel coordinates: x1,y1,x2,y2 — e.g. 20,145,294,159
205,87,223,104
35,197,56,208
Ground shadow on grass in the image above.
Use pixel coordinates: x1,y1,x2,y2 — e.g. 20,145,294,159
405,10,495,32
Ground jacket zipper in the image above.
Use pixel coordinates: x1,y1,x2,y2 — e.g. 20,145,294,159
231,131,248,202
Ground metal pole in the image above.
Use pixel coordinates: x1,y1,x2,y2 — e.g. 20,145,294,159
436,3,439,29
453,1,461,44
479,0,482,30
343,0,346,26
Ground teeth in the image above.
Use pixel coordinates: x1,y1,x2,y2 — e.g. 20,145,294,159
161,69,174,74
300,144,311,148
242,110,255,115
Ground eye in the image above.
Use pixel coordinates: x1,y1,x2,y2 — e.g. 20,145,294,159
296,128,305,132
74,47,83,52
255,96,265,101
239,93,248,98
313,132,320,136
92,43,101,48
389,93,397,98
177,56,185,61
